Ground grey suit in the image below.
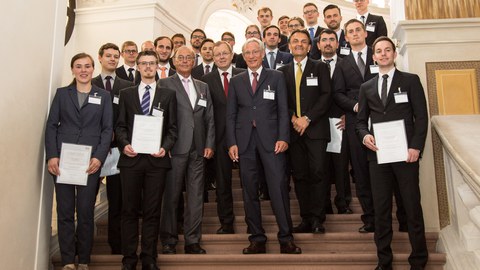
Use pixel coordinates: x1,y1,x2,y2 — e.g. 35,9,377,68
159,74,215,246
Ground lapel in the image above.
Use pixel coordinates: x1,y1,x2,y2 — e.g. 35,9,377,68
151,85,163,112
256,69,268,96
346,52,363,79
192,79,206,112
241,71,254,96
385,70,401,108
212,72,226,103
172,74,192,108
301,59,315,87
68,86,81,112
132,85,143,114
371,76,382,105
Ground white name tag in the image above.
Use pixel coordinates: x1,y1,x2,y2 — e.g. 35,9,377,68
113,96,119,105
276,63,284,70
394,92,409,103
152,108,164,117
88,96,101,105
366,24,375,32
306,77,318,86
370,65,379,74
263,89,275,100
340,47,351,56
198,98,207,107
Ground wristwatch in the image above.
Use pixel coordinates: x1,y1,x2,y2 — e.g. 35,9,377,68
304,116,311,123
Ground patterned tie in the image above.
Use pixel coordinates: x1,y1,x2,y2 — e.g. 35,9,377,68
105,75,112,92
160,67,167,79
381,74,389,106
251,72,258,94
357,51,366,76
128,68,134,81
141,85,151,115
269,52,275,69
308,27,315,43
222,72,229,97
295,62,302,117
205,64,211,74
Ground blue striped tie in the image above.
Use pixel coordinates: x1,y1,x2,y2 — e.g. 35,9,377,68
141,85,151,115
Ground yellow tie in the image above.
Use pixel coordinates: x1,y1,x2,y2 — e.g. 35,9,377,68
295,62,302,117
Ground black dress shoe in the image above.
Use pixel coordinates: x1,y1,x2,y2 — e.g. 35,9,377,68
358,223,375,233
242,241,266,254
142,263,159,270
121,264,136,270
338,207,353,214
185,243,206,254
311,219,326,234
216,224,234,234
280,241,302,254
293,221,311,233
162,244,176,254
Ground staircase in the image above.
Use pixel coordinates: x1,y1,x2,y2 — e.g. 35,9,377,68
52,169,446,269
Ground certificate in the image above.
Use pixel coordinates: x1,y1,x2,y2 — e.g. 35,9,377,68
131,114,163,154
372,120,408,164
326,118,342,153
57,143,92,186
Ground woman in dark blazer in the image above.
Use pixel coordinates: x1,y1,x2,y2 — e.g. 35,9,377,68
45,53,113,270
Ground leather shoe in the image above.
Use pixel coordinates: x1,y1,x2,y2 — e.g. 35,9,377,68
280,241,302,254
358,223,375,233
142,263,159,270
185,243,206,254
216,224,234,234
121,264,136,270
293,220,311,233
311,218,326,234
162,244,176,254
242,241,266,254
338,207,353,214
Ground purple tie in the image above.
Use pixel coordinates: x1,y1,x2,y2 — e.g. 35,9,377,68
252,72,258,93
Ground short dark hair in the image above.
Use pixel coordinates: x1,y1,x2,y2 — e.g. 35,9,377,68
200,38,215,49
344,18,365,32
154,36,173,48
171,33,186,42
372,36,396,52
323,4,342,16
263,25,281,37
288,17,305,28
70,52,94,69
121,41,137,52
245,24,261,35
135,50,159,65
221,31,235,41
288,29,311,44
98,43,120,56
190,28,206,39
319,29,338,42
257,7,272,16
278,15,289,22
303,2,318,10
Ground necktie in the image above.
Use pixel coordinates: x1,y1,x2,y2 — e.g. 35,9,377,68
160,67,167,79
381,74,389,106
141,85,151,115
295,62,302,117
128,68,134,81
251,72,258,94
195,54,199,66
308,27,315,43
105,76,112,92
269,52,275,69
361,15,365,24
205,65,210,74
324,59,333,73
182,78,194,108
357,51,366,76
222,72,229,97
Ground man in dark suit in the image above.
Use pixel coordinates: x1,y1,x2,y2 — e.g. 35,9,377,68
262,25,293,70
302,2,325,60
159,46,215,255
191,38,216,80
201,41,245,234
354,0,388,47
226,38,301,254
333,19,377,233
154,36,176,80
116,50,177,270
190,29,207,66
116,41,141,84
92,43,134,255
278,29,331,233
356,36,428,270
323,4,350,58
256,7,288,52
221,32,239,66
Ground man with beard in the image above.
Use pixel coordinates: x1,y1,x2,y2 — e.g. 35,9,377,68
192,38,216,80
262,25,293,70
323,4,350,58
154,36,176,79
353,0,388,47
190,29,207,66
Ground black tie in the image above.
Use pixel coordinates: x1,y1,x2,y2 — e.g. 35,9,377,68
381,74,388,106
128,68,134,81
357,52,365,76
105,76,112,92
324,59,333,73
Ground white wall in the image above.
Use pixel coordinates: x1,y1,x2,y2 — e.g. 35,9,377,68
0,0,66,269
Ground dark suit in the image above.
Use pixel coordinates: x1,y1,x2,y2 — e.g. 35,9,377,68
308,26,326,60
116,65,141,85
336,30,351,58
155,66,176,81
278,34,289,52
356,69,428,269
333,48,376,226
262,50,293,69
226,68,293,243
364,14,388,47
279,58,331,225
235,53,247,69
191,63,217,80
92,74,133,254
45,84,113,265
115,84,177,266
201,67,245,227
159,74,215,246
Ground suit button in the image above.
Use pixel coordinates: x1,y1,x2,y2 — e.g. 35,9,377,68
383,112,386,115
253,106,256,110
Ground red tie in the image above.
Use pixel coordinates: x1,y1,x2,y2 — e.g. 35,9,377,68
252,72,258,93
222,72,229,97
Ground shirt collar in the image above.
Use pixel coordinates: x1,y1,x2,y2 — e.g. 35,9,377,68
379,67,396,78
139,81,156,91
217,65,233,76
248,66,263,77
101,73,116,80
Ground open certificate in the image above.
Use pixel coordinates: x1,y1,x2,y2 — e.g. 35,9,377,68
57,143,92,186
131,114,163,154
326,118,342,153
372,120,408,164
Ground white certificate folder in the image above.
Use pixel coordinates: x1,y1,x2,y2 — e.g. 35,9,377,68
131,114,163,154
57,143,92,186
372,120,408,164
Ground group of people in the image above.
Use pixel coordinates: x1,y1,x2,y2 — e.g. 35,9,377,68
45,1,429,270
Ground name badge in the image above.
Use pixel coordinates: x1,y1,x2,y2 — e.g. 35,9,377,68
263,85,275,100
198,96,207,107
394,88,409,103
366,23,376,32
88,94,101,105
306,74,318,86
276,63,284,69
340,47,351,56
370,65,379,74
152,102,164,117
113,95,119,105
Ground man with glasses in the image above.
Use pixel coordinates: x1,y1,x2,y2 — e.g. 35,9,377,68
235,25,262,69
287,17,305,32
116,50,178,270
201,41,245,234
303,2,325,60
353,0,387,47
116,41,140,84
154,36,176,80
159,46,215,255
323,4,350,58
221,32,239,66
190,28,207,66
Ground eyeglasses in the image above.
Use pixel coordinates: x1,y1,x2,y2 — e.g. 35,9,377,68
303,9,318,15
173,41,184,45
176,55,195,62
214,52,232,58
243,50,262,57
353,0,365,2
288,24,301,28
320,37,337,42
192,35,205,40
246,31,259,36
222,38,235,42
138,61,156,66
123,49,138,54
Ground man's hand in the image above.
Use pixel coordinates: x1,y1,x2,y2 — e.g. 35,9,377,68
47,157,60,176
336,115,346,130
204,148,214,159
228,145,239,162
151,148,166,158
274,141,288,154
363,134,378,152
406,148,420,163
293,116,310,136
123,144,138,157
87,158,102,175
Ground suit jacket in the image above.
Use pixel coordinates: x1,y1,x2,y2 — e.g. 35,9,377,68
116,65,141,85
336,30,350,58
356,70,428,160
158,74,215,155
115,84,178,168
191,63,217,80
327,57,345,118
364,14,388,47
226,68,290,154
201,67,245,146
262,50,293,69
309,26,326,60
45,84,113,163
278,34,289,52
235,54,247,69
278,59,331,142
333,47,376,120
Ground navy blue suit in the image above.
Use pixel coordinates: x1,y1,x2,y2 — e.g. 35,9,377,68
262,50,293,69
